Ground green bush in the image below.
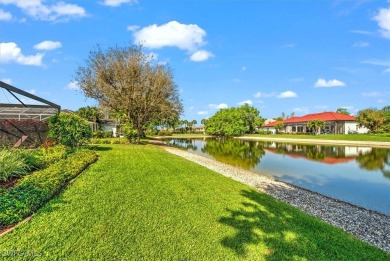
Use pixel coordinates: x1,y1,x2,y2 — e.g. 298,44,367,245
37,145,69,167
158,130,172,136
93,130,113,138
0,149,30,182
0,150,97,225
47,113,92,148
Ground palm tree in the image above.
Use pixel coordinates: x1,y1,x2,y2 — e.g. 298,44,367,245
306,119,325,135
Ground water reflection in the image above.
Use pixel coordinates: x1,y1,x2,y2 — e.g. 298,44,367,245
201,138,265,169
164,138,390,215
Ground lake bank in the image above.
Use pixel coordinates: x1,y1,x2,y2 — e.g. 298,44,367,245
164,146,390,252
238,136,390,148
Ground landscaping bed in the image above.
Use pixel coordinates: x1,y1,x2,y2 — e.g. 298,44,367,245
0,148,97,229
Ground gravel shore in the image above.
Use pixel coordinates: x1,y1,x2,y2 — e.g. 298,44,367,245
164,146,390,252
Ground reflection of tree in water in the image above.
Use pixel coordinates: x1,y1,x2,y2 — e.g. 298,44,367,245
201,138,265,169
165,138,198,151
305,145,326,161
355,148,390,179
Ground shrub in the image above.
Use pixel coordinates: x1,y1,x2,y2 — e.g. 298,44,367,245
158,130,172,136
0,150,98,225
37,145,69,167
47,113,92,148
0,149,30,182
111,140,120,144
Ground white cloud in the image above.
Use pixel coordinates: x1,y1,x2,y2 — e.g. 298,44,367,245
133,20,213,62
127,25,140,31
0,0,86,21
373,6,390,39
0,42,43,66
190,50,213,62
0,8,11,20
362,92,382,97
384,68,390,73
102,0,137,7
241,66,247,71
314,78,345,88
238,100,253,106
352,41,369,48
67,81,79,90
133,21,206,51
26,89,36,94
197,111,208,115
350,30,375,36
0,78,11,84
277,91,297,98
340,105,354,110
34,40,62,50
254,92,276,98
209,103,228,109
361,59,390,66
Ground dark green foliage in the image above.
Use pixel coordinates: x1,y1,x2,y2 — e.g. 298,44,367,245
336,108,350,115
47,113,92,148
0,150,97,225
206,105,264,136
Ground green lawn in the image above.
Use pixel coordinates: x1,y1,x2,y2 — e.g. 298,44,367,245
0,144,388,260
245,133,390,142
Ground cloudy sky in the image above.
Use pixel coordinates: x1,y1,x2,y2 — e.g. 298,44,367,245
0,0,389,121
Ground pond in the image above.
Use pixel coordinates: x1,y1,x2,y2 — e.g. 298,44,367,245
164,138,390,216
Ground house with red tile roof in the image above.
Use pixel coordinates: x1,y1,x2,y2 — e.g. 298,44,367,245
262,112,368,134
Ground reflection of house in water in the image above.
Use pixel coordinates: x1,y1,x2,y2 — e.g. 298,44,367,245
263,142,372,165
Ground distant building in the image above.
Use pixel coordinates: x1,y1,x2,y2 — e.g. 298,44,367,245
262,112,368,134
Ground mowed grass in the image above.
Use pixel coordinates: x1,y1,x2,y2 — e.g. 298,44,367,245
0,145,388,260
246,133,390,142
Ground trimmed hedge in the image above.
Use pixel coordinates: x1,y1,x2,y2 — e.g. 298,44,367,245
0,150,98,226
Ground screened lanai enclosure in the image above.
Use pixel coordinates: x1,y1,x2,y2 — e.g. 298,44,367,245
0,81,60,147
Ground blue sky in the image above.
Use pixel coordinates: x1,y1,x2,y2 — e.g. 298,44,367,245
0,0,389,122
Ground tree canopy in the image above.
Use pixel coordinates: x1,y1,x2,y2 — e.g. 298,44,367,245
75,44,183,142
356,108,385,133
205,105,264,136
336,108,350,115
76,106,103,122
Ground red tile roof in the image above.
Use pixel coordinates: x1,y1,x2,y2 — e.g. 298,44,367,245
262,120,283,127
283,112,355,123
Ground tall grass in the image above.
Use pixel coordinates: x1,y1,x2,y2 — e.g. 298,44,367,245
0,149,30,182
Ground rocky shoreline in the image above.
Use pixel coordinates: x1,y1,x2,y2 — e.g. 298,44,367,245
164,146,390,252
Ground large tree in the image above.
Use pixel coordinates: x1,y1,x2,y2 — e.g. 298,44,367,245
205,105,264,136
356,108,385,133
75,45,183,142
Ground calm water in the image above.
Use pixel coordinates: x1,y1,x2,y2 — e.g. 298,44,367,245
164,138,390,215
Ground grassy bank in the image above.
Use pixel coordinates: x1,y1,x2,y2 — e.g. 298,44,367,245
0,144,388,260
245,133,390,142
